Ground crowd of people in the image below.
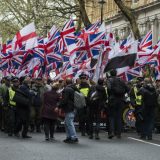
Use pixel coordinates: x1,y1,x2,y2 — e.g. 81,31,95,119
0,69,159,143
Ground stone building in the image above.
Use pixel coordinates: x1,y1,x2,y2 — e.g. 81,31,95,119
86,0,160,45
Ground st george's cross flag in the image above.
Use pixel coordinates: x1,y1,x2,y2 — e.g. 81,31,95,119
12,22,38,52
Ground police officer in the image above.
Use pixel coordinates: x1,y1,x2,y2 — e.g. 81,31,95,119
77,73,90,136
6,77,19,136
130,80,143,135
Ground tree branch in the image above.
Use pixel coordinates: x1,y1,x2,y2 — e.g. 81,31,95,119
78,0,91,27
114,0,141,40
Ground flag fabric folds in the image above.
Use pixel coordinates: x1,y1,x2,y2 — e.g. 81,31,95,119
0,20,160,81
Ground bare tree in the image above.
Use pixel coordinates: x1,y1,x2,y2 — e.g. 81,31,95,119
0,0,79,41
114,0,141,40
77,0,91,27
0,0,141,42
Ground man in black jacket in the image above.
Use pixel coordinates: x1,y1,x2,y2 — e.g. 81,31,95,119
107,69,129,139
88,78,107,139
60,79,78,143
138,78,157,140
14,79,32,138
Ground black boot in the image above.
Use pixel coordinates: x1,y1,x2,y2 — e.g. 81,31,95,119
30,125,35,132
89,134,93,139
95,132,100,140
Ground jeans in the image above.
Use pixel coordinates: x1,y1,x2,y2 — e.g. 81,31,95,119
65,112,77,140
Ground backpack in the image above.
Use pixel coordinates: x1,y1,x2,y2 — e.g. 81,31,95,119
110,78,126,96
74,91,86,109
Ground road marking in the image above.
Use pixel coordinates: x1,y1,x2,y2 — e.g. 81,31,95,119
128,137,160,147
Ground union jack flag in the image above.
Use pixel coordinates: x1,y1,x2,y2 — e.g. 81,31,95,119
78,31,105,59
46,26,60,54
139,30,152,51
11,52,24,69
0,58,10,71
45,44,62,65
48,25,60,42
46,52,62,65
60,61,73,79
126,66,142,81
137,41,160,66
46,61,62,75
2,40,12,54
83,20,101,34
60,19,77,54
32,38,45,62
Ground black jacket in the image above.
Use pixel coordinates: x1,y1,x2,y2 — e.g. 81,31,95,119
88,84,107,110
79,82,90,90
138,84,157,110
107,77,129,99
60,84,77,113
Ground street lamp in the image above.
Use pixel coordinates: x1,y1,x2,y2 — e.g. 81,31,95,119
98,0,106,24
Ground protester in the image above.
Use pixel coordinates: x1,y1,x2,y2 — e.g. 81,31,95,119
59,78,79,143
88,78,107,139
30,78,44,133
41,83,60,141
0,77,10,132
14,78,32,138
107,69,129,139
0,73,160,143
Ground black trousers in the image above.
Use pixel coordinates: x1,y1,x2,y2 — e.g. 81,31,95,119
108,99,124,136
134,105,143,134
77,108,89,135
43,118,56,139
30,107,41,131
88,109,101,136
8,107,17,135
15,109,30,137
142,108,155,138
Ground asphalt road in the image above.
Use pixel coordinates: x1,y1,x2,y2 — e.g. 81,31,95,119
0,131,160,160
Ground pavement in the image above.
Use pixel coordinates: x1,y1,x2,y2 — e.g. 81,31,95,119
0,131,160,160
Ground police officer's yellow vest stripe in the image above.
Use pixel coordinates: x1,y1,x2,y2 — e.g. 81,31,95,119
134,87,142,106
9,88,16,106
80,88,89,97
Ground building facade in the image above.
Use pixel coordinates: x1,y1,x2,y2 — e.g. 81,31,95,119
86,0,160,45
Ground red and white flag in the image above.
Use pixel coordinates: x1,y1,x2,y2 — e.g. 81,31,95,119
12,22,38,51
